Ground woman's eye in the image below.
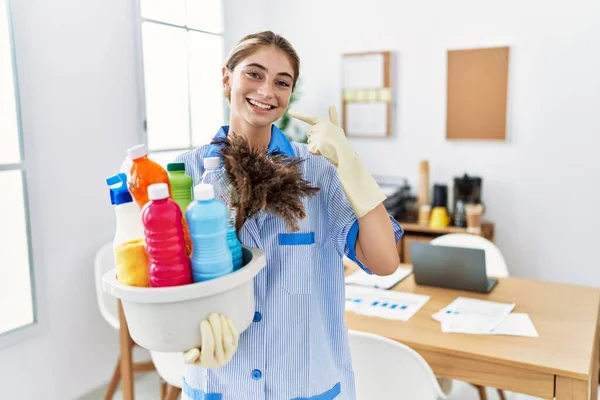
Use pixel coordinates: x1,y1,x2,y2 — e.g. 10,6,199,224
248,72,260,79
277,81,290,87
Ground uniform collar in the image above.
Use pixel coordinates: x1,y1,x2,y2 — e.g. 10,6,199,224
206,124,296,159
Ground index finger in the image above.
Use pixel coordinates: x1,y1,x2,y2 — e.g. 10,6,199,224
200,319,215,363
328,105,339,127
209,313,224,364
287,109,321,125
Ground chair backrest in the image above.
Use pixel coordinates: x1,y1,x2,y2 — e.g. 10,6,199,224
430,233,509,277
150,351,185,388
94,242,120,330
348,330,447,400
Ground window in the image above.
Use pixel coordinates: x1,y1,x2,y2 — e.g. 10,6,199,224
0,0,37,338
137,0,225,167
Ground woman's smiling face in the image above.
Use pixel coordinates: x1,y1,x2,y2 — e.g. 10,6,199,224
224,45,295,129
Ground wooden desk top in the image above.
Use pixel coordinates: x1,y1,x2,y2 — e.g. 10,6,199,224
345,265,600,381
398,221,494,236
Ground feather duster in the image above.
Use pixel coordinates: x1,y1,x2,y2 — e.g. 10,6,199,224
211,132,320,232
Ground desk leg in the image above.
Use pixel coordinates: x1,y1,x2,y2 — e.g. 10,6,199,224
118,301,135,400
591,318,599,400
555,376,589,400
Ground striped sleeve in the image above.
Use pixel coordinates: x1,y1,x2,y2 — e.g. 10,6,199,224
324,166,404,274
322,167,369,273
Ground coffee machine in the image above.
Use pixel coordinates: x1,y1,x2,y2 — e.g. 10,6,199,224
453,174,482,227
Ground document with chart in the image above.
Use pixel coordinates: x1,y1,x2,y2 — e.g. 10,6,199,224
433,297,515,333
345,286,430,321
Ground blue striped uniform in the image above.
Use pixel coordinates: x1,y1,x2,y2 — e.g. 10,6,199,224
175,125,403,400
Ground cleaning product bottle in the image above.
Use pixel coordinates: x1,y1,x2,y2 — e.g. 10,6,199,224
127,144,171,209
201,157,225,205
166,161,194,257
142,183,192,287
166,162,193,215
186,183,233,282
127,144,193,256
227,208,244,270
200,157,242,269
106,173,149,287
120,156,133,180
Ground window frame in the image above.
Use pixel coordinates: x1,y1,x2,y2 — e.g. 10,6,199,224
0,0,43,349
133,0,228,158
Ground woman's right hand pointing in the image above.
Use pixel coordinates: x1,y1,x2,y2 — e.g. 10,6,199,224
288,106,349,167
288,106,387,218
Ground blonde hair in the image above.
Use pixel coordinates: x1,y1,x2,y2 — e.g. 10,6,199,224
223,31,300,101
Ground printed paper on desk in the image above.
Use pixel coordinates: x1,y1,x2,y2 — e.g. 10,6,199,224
357,290,430,321
441,315,500,334
433,297,515,333
484,313,538,337
345,266,412,289
442,313,538,337
345,285,378,313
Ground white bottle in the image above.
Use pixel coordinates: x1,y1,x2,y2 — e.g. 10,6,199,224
201,157,226,205
107,172,145,246
120,156,133,179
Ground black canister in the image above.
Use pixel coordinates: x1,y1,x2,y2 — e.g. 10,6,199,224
431,184,448,209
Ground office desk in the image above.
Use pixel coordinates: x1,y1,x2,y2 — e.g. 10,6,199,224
345,267,600,399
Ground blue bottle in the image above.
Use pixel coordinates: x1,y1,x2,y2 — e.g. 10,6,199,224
201,157,243,270
186,183,233,282
227,208,244,270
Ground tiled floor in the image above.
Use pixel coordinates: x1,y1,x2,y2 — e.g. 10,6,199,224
83,371,595,400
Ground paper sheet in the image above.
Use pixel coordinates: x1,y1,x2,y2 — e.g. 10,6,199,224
345,267,412,290
345,102,387,136
342,54,384,89
433,297,515,333
482,313,538,337
346,285,429,322
345,285,378,313
359,290,430,321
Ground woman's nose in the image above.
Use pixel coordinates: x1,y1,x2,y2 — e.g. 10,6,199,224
257,82,274,98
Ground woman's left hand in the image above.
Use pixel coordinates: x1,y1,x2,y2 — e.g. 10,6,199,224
183,312,239,368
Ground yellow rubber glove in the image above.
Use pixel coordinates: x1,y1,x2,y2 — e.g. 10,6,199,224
288,106,386,218
183,312,239,369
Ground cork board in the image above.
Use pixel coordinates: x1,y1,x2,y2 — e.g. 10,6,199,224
446,46,509,141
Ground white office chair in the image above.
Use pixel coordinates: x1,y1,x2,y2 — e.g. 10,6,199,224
430,233,509,400
95,243,121,331
430,233,509,278
348,330,448,400
150,351,185,400
95,243,158,399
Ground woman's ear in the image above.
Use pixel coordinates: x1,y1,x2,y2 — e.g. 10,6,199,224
222,67,230,89
222,67,231,102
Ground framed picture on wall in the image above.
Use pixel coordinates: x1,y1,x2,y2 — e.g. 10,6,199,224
341,51,393,138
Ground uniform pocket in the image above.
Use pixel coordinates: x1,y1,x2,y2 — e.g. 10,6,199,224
278,232,315,294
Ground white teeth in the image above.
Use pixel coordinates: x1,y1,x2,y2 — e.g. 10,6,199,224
248,99,273,110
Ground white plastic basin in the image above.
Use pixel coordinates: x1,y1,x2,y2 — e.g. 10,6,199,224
102,247,266,352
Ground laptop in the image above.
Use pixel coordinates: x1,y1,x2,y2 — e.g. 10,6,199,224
409,242,498,293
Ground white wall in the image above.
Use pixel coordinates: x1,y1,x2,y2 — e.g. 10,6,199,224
223,0,268,56
256,0,600,286
0,1,270,398
0,0,143,398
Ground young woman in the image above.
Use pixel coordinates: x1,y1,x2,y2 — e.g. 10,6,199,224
175,30,402,400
